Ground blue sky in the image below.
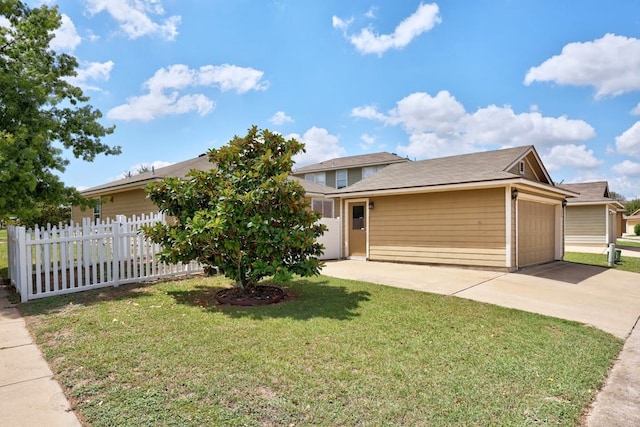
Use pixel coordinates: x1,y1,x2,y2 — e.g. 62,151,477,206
31,1,640,198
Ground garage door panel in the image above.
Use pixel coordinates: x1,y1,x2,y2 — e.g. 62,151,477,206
519,200,555,267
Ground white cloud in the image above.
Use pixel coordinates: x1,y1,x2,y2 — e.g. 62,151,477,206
86,0,180,40
615,121,640,158
632,103,640,116
51,14,81,51
359,133,375,150
345,3,441,56
524,34,640,98
270,111,294,125
66,60,114,91
365,7,377,19
352,90,595,159
613,160,640,176
541,144,603,172
610,176,640,200
290,127,346,167
332,16,353,33
108,92,214,122
108,64,267,122
198,64,268,93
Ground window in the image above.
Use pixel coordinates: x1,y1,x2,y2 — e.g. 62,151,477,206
305,172,326,186
362,165,385,179
312,199,334,218
93,199,101,221
336,170,347,189
352,205,365,229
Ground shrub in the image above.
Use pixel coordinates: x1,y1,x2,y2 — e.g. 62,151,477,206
635,223,640,236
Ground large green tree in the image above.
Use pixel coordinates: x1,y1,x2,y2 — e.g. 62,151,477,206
143,126,326,289
0,1,119,220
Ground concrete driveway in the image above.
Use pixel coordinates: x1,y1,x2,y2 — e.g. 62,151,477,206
321,259,640,426
322,260,640,339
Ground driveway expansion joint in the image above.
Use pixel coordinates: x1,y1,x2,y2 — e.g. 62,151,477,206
449,273,509,296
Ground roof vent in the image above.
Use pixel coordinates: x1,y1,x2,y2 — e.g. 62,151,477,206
519,161,525,175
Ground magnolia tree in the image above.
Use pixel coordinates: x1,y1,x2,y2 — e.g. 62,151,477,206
143,126,326,289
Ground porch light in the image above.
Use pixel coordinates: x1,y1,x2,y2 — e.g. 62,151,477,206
562,199,567,208
511,188,518,200
368,201,374,209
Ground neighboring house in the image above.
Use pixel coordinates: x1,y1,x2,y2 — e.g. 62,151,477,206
624,209,640,235
72,154,216,222
72,155,337,223
292,152,409,189
328,145,575,272
557,181,625,245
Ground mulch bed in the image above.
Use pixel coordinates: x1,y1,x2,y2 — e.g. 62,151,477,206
215,285,285,306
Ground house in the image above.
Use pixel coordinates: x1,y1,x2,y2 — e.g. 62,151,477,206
624,209,640,236
72,154,216,222
291,152,409,189
328,145,575,272
72,155,337,223
557,181,625,245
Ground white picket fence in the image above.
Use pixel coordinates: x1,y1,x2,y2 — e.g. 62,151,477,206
7,213,203,303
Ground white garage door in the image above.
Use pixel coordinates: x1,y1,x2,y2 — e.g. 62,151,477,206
518,200,555,267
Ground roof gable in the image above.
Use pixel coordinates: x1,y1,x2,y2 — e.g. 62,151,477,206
293,152,409,174
331,145,551,194
558,181,622,206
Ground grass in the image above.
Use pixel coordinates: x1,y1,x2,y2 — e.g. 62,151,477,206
19,275,622,427
0,228,7,280
617,239,640,248
565,252,640,274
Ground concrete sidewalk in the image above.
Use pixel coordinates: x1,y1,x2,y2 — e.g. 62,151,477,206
321,259,640,426
0,286,81,427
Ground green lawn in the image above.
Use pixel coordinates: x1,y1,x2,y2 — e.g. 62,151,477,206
565,251,640,274
617,239,640,248
19,275,621,427
0,228,7,280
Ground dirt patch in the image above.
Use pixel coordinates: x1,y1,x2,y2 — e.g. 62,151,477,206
215,285,285,306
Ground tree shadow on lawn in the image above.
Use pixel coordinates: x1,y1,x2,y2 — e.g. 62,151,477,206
16,278,183,317
167,279,372,321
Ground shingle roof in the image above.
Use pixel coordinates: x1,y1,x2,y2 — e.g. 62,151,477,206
330,145,536,194
293,152,409,174
81,154,215,195
289,176,335,196
558,181,621,205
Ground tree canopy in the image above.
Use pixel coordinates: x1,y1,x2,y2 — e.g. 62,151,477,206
143,126,326,288
0,1,119,220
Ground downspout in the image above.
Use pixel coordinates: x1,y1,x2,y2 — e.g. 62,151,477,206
514,190,519,269
605,205,610,245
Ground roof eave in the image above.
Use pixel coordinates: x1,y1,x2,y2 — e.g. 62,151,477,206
327,177,573,199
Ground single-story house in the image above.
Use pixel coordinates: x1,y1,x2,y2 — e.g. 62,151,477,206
72,154,337,223
557,181,625,245
291,152,409,189
624,209,640,235
328,145,576,272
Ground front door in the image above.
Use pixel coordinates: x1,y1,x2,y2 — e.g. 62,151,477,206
349,203,366,257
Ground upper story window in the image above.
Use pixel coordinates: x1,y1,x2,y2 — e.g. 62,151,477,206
336,170,347,189
305,172,326,186
362,165,385,179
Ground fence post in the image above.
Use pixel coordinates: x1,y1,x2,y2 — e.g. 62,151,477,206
112,216,123,287
17,227,29,303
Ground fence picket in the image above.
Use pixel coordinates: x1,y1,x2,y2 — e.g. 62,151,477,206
6,212,202,301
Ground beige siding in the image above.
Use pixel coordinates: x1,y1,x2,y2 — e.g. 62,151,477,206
518,200,555,267
368,188,506,268
627,218,640,235
72,189,158,223
565,205,606,244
